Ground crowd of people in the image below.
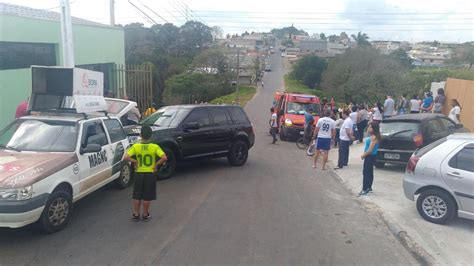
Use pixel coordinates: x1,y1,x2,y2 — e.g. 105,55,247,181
270,89,463,197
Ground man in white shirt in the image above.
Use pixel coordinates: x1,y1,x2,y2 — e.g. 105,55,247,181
270,107,278,144
313,109,336,170
383,95,395,119
335,110,354,170
448,99,462,124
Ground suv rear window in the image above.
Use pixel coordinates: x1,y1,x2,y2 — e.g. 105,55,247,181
380,121,420,138
228,107,249,124
415,137,447,157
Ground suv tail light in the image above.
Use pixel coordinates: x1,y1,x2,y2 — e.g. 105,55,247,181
406,155,420,174
413,134,423,148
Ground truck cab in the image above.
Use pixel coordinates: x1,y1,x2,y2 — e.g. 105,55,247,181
273,92,321,140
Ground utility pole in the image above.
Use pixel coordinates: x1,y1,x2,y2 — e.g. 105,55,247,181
235,49,240,104
110,0,115,26
60,0,75,67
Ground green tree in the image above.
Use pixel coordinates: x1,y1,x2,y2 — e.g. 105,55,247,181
290,55,327,89
389,48,413,68
450,44,474,69
321,48,410,103
191,48,229,75
281,39,294,47
319,33,327,40
179,21,213,57
351,32,371,47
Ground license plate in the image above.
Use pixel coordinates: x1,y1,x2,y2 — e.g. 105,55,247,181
384,153,400,160
299,131,304,135
128,136,139,144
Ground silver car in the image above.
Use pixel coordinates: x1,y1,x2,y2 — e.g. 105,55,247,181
403,133,474,224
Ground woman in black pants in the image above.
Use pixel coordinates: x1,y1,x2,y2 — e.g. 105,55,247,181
359,122,381,196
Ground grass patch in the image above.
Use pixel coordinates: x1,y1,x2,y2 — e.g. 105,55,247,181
284,74,327,97
210,85,257,107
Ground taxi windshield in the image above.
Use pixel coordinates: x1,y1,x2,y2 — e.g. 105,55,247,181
0,119,78,152
286,102,320,115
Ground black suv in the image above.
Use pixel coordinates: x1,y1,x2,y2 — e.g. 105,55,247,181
126,105,255,179
376,113,469,167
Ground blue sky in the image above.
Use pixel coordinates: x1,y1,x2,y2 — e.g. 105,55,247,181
4,0,474,42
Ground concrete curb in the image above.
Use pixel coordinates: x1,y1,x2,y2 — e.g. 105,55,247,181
327,167,436,266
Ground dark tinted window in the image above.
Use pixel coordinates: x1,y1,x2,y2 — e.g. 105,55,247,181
228,107,249,124
380,121,420,137
210,108,229,126
0,41,56,70
104,119,126,143
449,147,474,172
184,108,210,127
83,122,108,147
427,120,443,134
438,117,455,130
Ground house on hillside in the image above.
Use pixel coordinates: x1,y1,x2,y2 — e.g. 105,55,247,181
412,54,448,67
0,2,126,128
299,39,327,53
327,43,348,55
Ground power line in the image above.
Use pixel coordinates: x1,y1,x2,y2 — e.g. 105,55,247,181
176,0,208,25
127,0,158,25
138,0,169,23
189,10,474,15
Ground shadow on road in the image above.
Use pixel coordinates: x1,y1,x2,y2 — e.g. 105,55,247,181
0,158,248,238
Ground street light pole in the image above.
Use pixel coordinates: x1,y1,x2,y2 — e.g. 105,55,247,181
60,0,75,67
110,0,115,26
235,48,240,105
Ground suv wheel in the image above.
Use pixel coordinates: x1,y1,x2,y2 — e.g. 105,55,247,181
416,189,457,224
228,140,249,166
39,189,72,233
115,163,132,189
157,148,176,180
279,126,287,141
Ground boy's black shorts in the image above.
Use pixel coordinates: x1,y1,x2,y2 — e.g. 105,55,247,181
133,172,156,201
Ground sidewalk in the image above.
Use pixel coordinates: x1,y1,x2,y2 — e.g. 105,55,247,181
327,144,474,265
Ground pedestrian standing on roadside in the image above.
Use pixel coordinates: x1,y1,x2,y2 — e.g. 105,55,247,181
349,105,359,143
357,105,369,143
410,95,421,113
334,110,354,170
448,99,462,124
124,125,167,221
312,109,336,170
397,94,408,115
270,107,278,144
304,107,315,145
420,92,434,113
261,81,265,89
334,112,343,148
383,95,395,119
358,122,381,196
434,88,445,114
372,102,383,124
330,97,336,112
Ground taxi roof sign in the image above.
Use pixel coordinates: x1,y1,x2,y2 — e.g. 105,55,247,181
31,66,106,114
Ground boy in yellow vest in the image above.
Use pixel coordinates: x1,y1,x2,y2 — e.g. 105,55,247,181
124,125,167,221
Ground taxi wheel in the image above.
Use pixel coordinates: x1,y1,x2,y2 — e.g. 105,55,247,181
39,189,72,234
115,163,132,189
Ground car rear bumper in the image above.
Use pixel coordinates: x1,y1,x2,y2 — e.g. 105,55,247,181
377,149,415,164
403,174,421,201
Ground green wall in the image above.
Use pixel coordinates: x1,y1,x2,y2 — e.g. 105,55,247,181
0,14,125,128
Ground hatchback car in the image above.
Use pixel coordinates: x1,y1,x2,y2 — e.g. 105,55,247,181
403,133,474,224
376,113,469,167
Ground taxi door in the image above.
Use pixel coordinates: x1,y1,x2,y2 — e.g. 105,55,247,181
77,120,113,196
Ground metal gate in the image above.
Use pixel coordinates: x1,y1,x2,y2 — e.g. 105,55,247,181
111,64,153,112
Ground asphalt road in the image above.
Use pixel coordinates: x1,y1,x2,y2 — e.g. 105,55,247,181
0,52,416,265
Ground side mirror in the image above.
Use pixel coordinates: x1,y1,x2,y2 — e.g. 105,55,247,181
183,122,200,131
80,144,102,155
